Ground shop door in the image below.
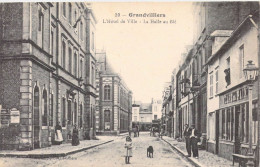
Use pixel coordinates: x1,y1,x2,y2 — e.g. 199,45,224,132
234,106,241,154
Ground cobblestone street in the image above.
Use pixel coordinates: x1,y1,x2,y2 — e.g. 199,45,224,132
0,133,193,167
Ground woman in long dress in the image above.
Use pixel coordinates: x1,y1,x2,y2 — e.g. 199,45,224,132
72,124,80,146
55,122,63,145
124,136,133,164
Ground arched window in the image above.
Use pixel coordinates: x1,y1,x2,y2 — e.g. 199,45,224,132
79,104,83,128
67,100,72,125
104,85,111,100
33,86,40,126
74,101,77,125
50,93,54,126
42,90,47,126
62,41,66,69
33,86,40,148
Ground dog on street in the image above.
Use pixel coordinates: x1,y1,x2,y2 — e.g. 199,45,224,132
147,146,153,158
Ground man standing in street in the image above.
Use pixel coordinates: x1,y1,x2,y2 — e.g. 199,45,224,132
183,124,191,157
190,124,200,159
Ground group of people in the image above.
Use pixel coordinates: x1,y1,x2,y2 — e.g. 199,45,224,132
183,124,201,159
54,122,80,146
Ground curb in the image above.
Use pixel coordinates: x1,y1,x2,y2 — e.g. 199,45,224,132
161,138,203,167
0,140,114,159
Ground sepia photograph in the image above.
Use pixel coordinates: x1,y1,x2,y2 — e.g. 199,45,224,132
0,1,259,167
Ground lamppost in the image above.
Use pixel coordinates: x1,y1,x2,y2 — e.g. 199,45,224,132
243,60,258,167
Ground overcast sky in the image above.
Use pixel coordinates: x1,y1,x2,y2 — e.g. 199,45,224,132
92,2,193,103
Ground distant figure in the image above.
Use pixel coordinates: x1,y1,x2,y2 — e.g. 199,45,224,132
55,122,63,145
183,124,191,157
72,124,80,146
136,125,139,137
124,136,133,164
190,124,200,158
128,126,132,137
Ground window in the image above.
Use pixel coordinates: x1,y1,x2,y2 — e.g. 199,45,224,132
74,52,77,76
225,57,231,86
74,102,77,125
79,104,83,128
38,11,44,48
33,86,40,126
68,47,72,73
62,41,66,69
210,73,213,97
50,28,54,55
50,94,54,126
222,109,225,139
92,32,95,50
74,10,78,32
80,22,83,40
62,98,66,127
63,2,66,17
67,100,72,125
239,45,244,78
42,90,48,126
215,70,218,94
154,115,157,120
68,3,72,24
104,85,111,100
80,59,83,77
92,65,95,85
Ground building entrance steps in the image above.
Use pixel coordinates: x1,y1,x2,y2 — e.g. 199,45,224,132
161,136,234,167
0,136,116,158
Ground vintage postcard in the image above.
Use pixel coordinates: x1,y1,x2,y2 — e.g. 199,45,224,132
0,1,259,167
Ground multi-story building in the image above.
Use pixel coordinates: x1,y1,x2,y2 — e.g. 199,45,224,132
0,2,97,150
95,51,132,135
151,99,162,121
132,101,141,122
206,15,258,160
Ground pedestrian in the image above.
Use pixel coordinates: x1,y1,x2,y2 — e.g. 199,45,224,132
190,124,200,158
128,126,132,138
183,124,191,157
124,136,133,164
54,121,63,145
72,124,80,146
136,125,139,137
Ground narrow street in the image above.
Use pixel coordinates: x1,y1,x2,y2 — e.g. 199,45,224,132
0,133,193,167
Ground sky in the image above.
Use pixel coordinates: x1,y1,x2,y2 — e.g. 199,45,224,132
92,2,194,103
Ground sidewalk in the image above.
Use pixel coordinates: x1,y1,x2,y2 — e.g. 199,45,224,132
161,136,234,167
0,136,116,158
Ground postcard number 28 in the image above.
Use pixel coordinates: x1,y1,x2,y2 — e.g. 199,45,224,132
115,13,120,17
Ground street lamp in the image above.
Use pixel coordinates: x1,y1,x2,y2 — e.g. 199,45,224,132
243,60,258,167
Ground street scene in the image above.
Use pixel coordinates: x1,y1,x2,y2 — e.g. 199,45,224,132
1,133,193,167
0,1,260,167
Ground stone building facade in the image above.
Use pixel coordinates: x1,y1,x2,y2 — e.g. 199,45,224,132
95,51,132,135
0,2,97,150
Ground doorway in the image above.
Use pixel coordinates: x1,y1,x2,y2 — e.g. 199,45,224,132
234,106,241,154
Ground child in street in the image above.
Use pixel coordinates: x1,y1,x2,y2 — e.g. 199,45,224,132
124,136,133,164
